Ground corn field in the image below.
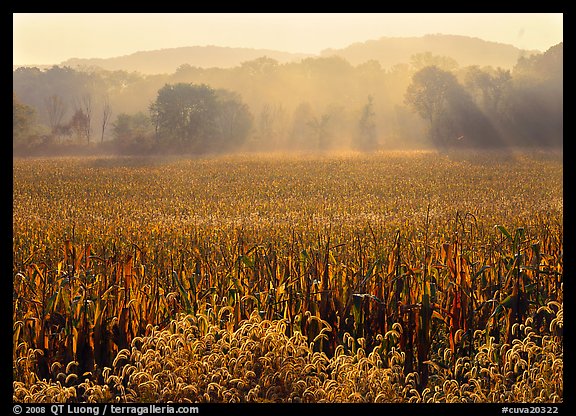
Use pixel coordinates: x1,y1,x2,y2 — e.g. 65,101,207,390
13,150,563,403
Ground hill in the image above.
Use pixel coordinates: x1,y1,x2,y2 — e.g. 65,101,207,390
321,34,539,69
27,34,542,75
59,46,312,74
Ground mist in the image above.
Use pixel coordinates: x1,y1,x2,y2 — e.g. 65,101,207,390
13,36,562,157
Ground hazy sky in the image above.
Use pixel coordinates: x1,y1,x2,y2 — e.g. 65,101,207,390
13,13,563,65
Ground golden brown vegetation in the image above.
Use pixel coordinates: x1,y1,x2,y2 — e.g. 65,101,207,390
13,150,563,402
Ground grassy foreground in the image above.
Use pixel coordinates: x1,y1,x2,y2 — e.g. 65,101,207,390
13,150,563,402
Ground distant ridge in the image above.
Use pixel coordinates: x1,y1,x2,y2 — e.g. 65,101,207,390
14,34,543,74
321,34,540,69
12,64,54,71
59,46,313,74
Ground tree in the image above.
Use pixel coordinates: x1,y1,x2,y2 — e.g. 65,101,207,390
100,97,112,143
355,95,377,151
257,103,288,149
410,52,459,72
72,94,92,144
150,83,253,153
404,66,460,148
81,94,92,144
240,56,279,76
112,112,154,153
514,43,563,82
44,94,67,141
150,83,216,150
68,109,90,143
508,43,563,147
290,102,315,149
405,66,502,149
464,66,511,115
13,93,36,145
212,90,253,152
307,113,331,150
113,112,153,142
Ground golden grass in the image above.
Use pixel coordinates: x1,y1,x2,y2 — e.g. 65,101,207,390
13,150,563,402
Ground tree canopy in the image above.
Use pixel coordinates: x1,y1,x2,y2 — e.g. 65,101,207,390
150,83,253,153
13,93,37,147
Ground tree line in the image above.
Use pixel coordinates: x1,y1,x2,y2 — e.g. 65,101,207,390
13,43,562,155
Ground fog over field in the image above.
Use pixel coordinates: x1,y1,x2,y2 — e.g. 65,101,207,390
13,13,562,156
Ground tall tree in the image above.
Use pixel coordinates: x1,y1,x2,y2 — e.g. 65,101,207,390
212,90,253,152
13,93,36,145
100,97,112,143
257,103,288,149
68,109,89,143
151,83,215,149
464,66,511,115
81,94,92,144
73,94,92,144
406,66,503,149
307,113,331,150
404,66,460,148
508,43,563,147
355,95,377,151
150,83,252,153
44,94,67,141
